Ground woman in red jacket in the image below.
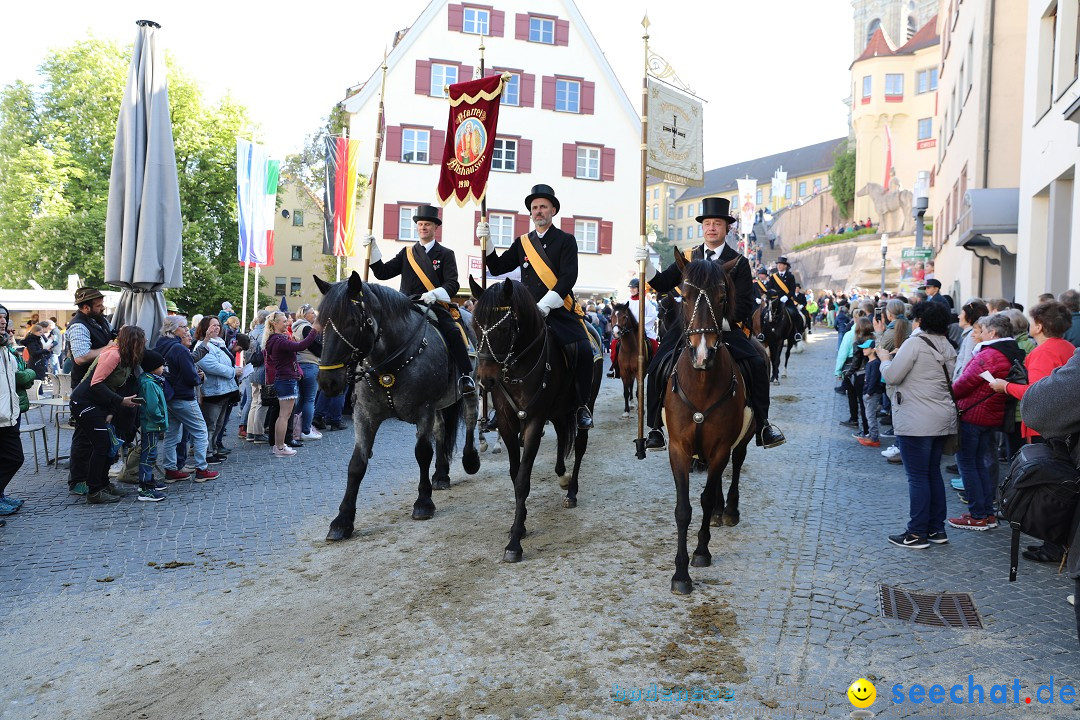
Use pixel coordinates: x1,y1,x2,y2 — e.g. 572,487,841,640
949,314,1026,531
263,311,317,457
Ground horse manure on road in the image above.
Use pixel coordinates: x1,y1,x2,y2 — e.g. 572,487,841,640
653,601,748,685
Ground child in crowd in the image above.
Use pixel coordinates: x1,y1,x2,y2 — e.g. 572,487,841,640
137,350,169,502
859,340,883,447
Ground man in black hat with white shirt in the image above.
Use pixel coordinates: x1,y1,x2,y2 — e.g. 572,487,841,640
767,256,799,309
361,204,475,394
477,183,597,430
633,196,785,450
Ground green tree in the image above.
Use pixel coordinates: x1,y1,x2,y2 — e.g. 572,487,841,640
0,38,257,316
830,148,856,219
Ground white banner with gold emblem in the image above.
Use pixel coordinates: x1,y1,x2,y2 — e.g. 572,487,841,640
646,80,703,187
736,178,757,233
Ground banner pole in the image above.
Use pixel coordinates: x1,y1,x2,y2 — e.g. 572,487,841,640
479,38,490,427
635,16,651,460
253,265,260,317
240,262,250,335
362,49,389,282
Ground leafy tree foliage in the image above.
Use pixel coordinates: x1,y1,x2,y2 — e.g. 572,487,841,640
829,148,856,219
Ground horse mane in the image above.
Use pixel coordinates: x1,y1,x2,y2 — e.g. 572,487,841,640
317,279,416,328
613,302,638,332
682,259,735,328
474,279,544,339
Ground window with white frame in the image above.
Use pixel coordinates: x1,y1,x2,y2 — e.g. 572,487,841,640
555,79,580,112
930,67,939,91
756,189,762,205
798,181,807,197
491,138,517,172
463,6,489,35
813,178,822,193
529,16,554,43
862,75,872,99
885,73,903,96
676,227,683,242
667,224,674,238
275,277,286,296
916,68,938,94
489,213,515,248
785,183,792,199
653,188,659,199
576,146,600,180
402,128,430,163
430,63,458,97
398,206,419,240
503,73,520,106
917,117,932,140
676,206,683,219
575,219,598,253
652,205,658,220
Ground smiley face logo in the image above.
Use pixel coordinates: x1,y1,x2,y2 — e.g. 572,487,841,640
847,678,876,708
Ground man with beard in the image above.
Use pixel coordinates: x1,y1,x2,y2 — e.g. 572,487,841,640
66,287,116,495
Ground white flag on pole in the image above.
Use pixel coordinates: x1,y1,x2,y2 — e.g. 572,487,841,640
736,178,757,233
646,80,704,187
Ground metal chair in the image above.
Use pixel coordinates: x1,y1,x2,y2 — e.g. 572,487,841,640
18,422,50,473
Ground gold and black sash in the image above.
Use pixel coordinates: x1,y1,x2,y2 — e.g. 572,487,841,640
519,233,583,316
406,244,461,320
771,273,790,296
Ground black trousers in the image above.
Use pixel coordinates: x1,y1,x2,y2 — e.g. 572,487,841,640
847,374,868,433
433,305,472,376
69,402,113,493
0,420,23,495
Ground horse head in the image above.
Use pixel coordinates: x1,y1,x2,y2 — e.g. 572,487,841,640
679,259,729,370
611,302,636,339
314,271,378,396
470,276,543,377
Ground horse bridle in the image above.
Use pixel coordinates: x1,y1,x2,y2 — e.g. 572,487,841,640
681,279,726,352
318,296,379,373
474,305,550,422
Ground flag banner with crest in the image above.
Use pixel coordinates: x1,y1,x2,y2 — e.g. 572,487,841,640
323,135,361,257
236,139,279,267
646,80,703,187
736,178,757,233
436,73,507,207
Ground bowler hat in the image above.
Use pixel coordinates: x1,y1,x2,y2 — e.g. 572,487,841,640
74,287,104,305
695,197,737,224
412,204,442,226
524,184,560,214
776,256,790,265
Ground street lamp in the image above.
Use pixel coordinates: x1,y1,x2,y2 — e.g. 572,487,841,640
913,170,930,248
880,233,889,297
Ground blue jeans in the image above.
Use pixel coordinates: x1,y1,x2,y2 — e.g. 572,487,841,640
957,421,996,518
162,398,208,471
298,362,319,433
315,390,346,423
238,376,252,428
139,431,161,489
896,434,948,537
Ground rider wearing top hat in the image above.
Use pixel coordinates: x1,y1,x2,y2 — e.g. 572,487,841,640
767,256,799,309
633,197,786,450
753,266,770,300
361,204,475,395
477,184,597,430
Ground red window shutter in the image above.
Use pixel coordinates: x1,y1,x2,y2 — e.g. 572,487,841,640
599,221,613,254
562,143,576,178
517,138,533,174
555,19,570,46
474,210,481,246
520,73,536,107
541,76,556,110
459,64,474,82
430,130,446,165
385,126,402,162
383,203,399,240
581,81,596,115
601,147,615,181
448,4,464,31
561,217,575,234
491,9,505,36
515,13,529,40
514,213,531,238
415,60,431,95
435,223,443,243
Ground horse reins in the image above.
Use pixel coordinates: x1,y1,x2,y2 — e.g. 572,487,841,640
475,306,551,424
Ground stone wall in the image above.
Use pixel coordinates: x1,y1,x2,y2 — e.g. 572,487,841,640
771,192,845,253
786,233,916,294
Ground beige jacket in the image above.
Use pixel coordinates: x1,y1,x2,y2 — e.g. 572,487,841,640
881,332,958,437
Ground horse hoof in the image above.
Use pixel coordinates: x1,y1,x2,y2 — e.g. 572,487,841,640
723,512,741,527
479,439,489,453
412,505,435,520
326,526,353,542
432,478,450,491
462,449,481,475
671,578,694,595
621,412,630,419
781,372,787,378
557,474,570,489
492,445,502,454
563,496,577,509
772,380,780,386
503,549,523,563
710,513,722,527
691,553,711,567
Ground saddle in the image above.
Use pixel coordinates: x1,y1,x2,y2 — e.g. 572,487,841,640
414,301,475,356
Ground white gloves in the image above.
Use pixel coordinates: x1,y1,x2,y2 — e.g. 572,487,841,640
476,221,489,239
537,290,564,318
633,244,657,281
420,291,437,305
420,288,452,305
361,235,382,263
781,295,789,303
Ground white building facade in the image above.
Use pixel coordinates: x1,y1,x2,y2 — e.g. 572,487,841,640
342,0,640,299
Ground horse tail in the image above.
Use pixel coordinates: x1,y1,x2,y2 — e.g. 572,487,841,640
441,399,462,459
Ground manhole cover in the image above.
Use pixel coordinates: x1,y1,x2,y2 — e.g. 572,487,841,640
878,585,983,629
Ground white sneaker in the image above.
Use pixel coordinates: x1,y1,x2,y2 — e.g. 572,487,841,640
301,429,323,440
1069,594,1075,607
881,446,901,459
273,446,297,457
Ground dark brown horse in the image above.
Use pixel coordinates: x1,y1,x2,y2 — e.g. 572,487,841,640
611,302,643,418
469,277,602,563
664,254,755,595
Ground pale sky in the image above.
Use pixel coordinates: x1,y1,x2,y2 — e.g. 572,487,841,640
2,0,852,169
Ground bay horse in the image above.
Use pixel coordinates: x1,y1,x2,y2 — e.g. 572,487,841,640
468,276,603,563
759,293,798,384
611,302,645,418
664,254,755,595
314,271,480,541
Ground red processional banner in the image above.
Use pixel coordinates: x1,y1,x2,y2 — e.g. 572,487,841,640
436,73,507,207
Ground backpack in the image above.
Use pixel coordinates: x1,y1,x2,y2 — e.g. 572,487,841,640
998,434,1080,581
1000,357,1028,432
247,343,265,367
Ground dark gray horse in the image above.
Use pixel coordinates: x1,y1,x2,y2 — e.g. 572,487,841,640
315,272,480,541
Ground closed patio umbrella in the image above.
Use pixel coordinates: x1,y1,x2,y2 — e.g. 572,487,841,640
104,19,183,343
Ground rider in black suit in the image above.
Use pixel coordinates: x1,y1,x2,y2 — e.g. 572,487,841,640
361,204,475,394
767,256,800,309
477,184,596,430
634,197,786,450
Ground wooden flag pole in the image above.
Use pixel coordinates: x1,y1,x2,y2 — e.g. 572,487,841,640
362,49,389,282
635,16,651,460
479,38,490,428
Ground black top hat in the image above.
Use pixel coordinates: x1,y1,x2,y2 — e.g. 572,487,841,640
74,287,105,305
695,197,737,224
524,184,560,214
776,256,790,265
412,204,442,226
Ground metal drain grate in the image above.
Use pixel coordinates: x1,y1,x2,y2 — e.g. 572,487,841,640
878,585,983,629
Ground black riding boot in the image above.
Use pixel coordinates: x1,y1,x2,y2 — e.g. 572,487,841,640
569,340,595,429
438,311,475,395
644,352,668,449
745,354,785,448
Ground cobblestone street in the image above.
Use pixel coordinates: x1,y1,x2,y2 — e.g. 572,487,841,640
2,329,1078,719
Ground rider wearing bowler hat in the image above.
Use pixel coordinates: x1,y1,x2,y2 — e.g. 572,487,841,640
633,197,786,450
477,184,597,430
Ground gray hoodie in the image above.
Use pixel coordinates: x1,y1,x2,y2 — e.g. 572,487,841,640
880,331,958,437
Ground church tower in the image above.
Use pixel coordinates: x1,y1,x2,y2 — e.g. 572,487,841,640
851,0,938,60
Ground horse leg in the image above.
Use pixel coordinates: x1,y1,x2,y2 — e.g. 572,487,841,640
327,419,380,541
504,421,543,563
694,453,730,567
431,411,451,491
553,418,570,490
461,394,480,475
411,415,436,520
783,339,794,377
723,438,748,527
770,343,782,384
670,449,695,595
622,375,632,418
565,419,587,509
